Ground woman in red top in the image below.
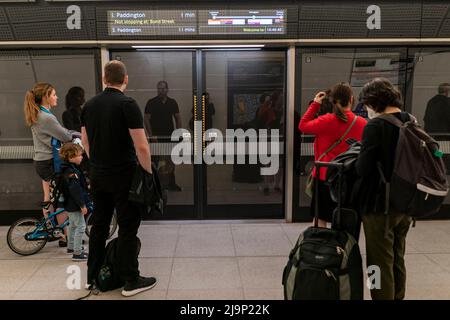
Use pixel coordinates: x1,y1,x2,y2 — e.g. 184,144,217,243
299,82,367,227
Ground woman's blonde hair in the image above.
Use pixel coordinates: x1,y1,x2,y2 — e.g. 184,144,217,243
24,83,55,127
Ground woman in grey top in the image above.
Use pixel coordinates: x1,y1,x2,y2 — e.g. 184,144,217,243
24,83,78,219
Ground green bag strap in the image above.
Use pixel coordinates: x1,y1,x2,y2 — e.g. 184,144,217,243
317,115,359,161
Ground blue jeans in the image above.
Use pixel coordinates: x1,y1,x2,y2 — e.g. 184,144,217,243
67,211,86,255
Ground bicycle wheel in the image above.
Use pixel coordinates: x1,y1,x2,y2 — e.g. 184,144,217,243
85,210,118,240
7,218,47,256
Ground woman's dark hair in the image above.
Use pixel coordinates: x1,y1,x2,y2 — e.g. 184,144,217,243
360,77,403,113
65,86,85,111
259,93,269,104
329,82,354,122
319,89,333,115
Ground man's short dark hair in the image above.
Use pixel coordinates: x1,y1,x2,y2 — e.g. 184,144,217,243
104,60,127,85
360,77,403,113
438,83,450,94
157,80,168,89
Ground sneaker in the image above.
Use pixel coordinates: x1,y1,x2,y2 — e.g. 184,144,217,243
67,247,85,254
121,276,157,297
59,240,67,247
72,252,88,261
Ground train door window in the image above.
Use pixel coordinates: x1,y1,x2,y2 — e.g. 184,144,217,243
293,47,407,221
406,48,450,216
0,49,99,212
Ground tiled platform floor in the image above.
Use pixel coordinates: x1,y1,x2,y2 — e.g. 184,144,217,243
0,220,449,300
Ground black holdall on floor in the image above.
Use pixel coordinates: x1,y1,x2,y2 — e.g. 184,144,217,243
282,162,364,300
96,237,142,292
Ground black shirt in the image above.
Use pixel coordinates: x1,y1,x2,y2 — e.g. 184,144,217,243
81,87,143,173
355,112,411,215
145,96,179,137
424,94,450,133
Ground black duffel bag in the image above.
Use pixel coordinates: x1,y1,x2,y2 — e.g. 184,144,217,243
128,163,165,215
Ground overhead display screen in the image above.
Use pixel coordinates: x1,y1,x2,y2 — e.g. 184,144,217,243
198,9,286,35
108,10,197,36
107,9,286,36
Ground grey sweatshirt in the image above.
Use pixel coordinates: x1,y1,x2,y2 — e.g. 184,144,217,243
31,111,74,161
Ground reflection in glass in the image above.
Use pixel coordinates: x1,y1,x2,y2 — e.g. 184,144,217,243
205,51,286,206
115,51,194,205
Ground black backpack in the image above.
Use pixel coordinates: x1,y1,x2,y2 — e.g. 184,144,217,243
378,114,449,218
96,237,141,292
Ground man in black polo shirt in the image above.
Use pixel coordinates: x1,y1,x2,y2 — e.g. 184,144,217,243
424,83,450,133
81,60,157,297
144,80,182,191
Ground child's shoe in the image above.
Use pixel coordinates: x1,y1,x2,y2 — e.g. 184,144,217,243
72,252,88,261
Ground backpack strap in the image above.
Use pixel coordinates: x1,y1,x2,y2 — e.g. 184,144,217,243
317,115,359,161
378,113,417,127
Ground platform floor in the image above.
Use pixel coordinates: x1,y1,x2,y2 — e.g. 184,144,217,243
1,220,450,300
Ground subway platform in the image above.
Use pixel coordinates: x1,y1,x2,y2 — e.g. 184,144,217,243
0,220,450,300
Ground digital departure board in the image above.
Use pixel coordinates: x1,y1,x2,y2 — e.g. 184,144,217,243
108,10,197,36
198,9,286,35
107,9,286,36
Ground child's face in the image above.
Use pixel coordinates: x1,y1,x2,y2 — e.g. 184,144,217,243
69,152,83,165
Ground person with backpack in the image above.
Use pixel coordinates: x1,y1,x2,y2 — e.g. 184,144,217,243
356,78,414,300
356,77,448,300
299,82,367,228
81,60,157,297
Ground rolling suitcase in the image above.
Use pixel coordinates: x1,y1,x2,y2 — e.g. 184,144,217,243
282,161,364,300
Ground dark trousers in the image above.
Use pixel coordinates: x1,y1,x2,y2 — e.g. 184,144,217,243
362,212,411,300
87,165,142,284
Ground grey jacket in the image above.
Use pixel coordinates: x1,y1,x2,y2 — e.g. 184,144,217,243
31,111,74,161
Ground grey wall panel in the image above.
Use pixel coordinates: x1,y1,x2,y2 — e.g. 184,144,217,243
0,25,13,40
0,7,7,21
299,1,422,39
298,21,367,39
421,20,442,38
0,162,42,211
439,19,450,37
367,20,421,38
422,3,449,20
6,6,96,40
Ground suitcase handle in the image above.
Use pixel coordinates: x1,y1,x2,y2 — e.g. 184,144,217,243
313,161,344,228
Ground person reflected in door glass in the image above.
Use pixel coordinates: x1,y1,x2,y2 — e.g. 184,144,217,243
62,86,85,132
144,81,182,192
423,83,450,174
424,83,450,134
255,90,284,196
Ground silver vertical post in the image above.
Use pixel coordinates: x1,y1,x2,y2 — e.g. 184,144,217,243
100,47,110,90
285,46,296,222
